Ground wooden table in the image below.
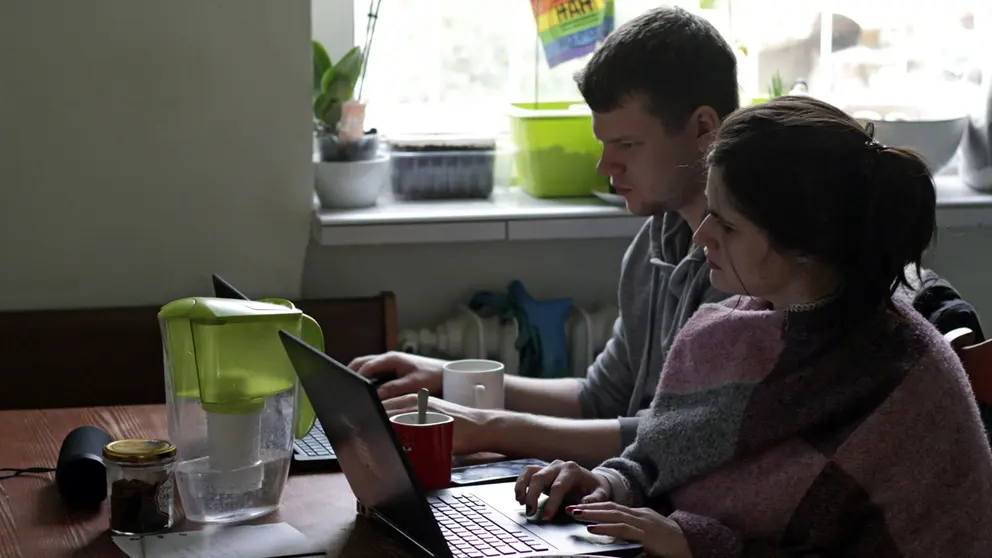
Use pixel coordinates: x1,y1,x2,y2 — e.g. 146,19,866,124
0,405,420,557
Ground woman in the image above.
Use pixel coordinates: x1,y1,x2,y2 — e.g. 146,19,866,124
515,96,992,557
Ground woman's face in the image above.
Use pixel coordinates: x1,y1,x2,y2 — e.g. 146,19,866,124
693,167,831,308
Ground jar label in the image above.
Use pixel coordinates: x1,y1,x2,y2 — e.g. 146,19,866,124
156,474,174,519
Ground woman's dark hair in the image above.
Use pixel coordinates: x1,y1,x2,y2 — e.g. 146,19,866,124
707,95,937,320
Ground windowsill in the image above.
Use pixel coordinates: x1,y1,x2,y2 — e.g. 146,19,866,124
312,174,992,246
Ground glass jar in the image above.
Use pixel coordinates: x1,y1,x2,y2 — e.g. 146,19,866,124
102,439,177,536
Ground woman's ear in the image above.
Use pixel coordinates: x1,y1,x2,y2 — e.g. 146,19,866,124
793,254,830,280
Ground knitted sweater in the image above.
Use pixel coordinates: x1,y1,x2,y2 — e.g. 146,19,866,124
593,296,992,557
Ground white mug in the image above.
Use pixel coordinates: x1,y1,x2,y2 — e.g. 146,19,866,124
442,359,505,409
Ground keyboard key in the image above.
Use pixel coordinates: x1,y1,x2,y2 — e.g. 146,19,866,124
508,542,531,553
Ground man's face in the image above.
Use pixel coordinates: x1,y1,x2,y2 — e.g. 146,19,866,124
592,95,706,216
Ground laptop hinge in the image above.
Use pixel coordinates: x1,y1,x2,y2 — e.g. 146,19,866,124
358,500,449,558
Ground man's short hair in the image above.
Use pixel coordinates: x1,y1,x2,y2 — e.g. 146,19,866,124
575,6,739,130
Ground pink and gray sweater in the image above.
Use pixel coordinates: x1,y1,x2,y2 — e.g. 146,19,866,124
593,296,992,557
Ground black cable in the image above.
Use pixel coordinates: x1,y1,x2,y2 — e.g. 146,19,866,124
0,467,56,480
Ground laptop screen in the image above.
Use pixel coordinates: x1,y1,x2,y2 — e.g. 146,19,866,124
278,332,449,556
212,274,250,300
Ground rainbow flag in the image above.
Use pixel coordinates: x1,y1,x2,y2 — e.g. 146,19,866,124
531,0,614,68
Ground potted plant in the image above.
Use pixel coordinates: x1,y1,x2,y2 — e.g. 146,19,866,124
312,41,389,209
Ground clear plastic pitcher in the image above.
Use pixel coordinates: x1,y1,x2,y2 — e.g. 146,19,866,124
158,297,322,523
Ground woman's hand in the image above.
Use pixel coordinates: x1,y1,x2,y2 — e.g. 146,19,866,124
514,460,612,521
567,502,693,558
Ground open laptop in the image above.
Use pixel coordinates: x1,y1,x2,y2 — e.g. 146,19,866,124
278,330,642,558
211,274,338,466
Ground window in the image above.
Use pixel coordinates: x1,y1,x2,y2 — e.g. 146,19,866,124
347,0,991,137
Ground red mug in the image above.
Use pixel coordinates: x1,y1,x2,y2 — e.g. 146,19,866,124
390,411,454,490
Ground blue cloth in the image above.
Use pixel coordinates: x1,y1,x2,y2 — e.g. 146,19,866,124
469,280,573,378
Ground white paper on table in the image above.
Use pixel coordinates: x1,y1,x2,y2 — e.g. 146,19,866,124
112,522,327,558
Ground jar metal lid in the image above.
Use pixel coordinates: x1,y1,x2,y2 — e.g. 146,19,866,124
103,439,177,464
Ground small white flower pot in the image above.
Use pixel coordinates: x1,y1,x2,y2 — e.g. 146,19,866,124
313,153,391,210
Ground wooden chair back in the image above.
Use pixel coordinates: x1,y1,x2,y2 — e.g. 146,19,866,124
0,292,397,410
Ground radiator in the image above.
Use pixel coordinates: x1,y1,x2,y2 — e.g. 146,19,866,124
398,304,619,377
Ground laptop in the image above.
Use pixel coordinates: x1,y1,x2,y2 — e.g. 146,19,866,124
211,274,251,301
278,330,642,558
210,274,338,466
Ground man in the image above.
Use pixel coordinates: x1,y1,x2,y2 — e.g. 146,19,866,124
349,6,737,467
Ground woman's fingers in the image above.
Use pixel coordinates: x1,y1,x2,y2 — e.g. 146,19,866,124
514,464,546,504
567,507,641,527
586,522,644,542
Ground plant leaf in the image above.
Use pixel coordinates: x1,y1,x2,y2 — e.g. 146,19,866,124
312,41,331,94
319,67,337,98
333,46,363,93
313,92,335,125
327,79,353,103
320,100,343,133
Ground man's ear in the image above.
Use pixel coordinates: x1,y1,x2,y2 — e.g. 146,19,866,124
690,105,721,153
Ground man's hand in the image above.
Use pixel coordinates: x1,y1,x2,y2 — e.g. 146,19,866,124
514,460,611,521
382,394,488,455
349,351,448,400
567,502,693,558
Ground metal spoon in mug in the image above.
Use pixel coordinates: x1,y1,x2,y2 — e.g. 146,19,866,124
417,388,429,424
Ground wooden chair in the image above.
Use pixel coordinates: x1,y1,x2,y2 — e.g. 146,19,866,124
296,292,398,366
0,292,397,410
946,327,992,440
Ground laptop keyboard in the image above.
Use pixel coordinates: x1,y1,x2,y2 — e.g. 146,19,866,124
428,494,550,557
293,420,336,459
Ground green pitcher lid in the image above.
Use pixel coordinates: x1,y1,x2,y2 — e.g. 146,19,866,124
158,297,300,323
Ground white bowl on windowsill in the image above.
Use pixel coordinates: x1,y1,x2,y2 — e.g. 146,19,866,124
845,104,969,173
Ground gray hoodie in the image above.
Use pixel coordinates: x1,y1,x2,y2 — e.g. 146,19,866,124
577,212,728,449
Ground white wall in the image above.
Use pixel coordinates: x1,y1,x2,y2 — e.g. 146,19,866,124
312,0,354,61
302,237,633,327
0,1,313,310
303,226,992,331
